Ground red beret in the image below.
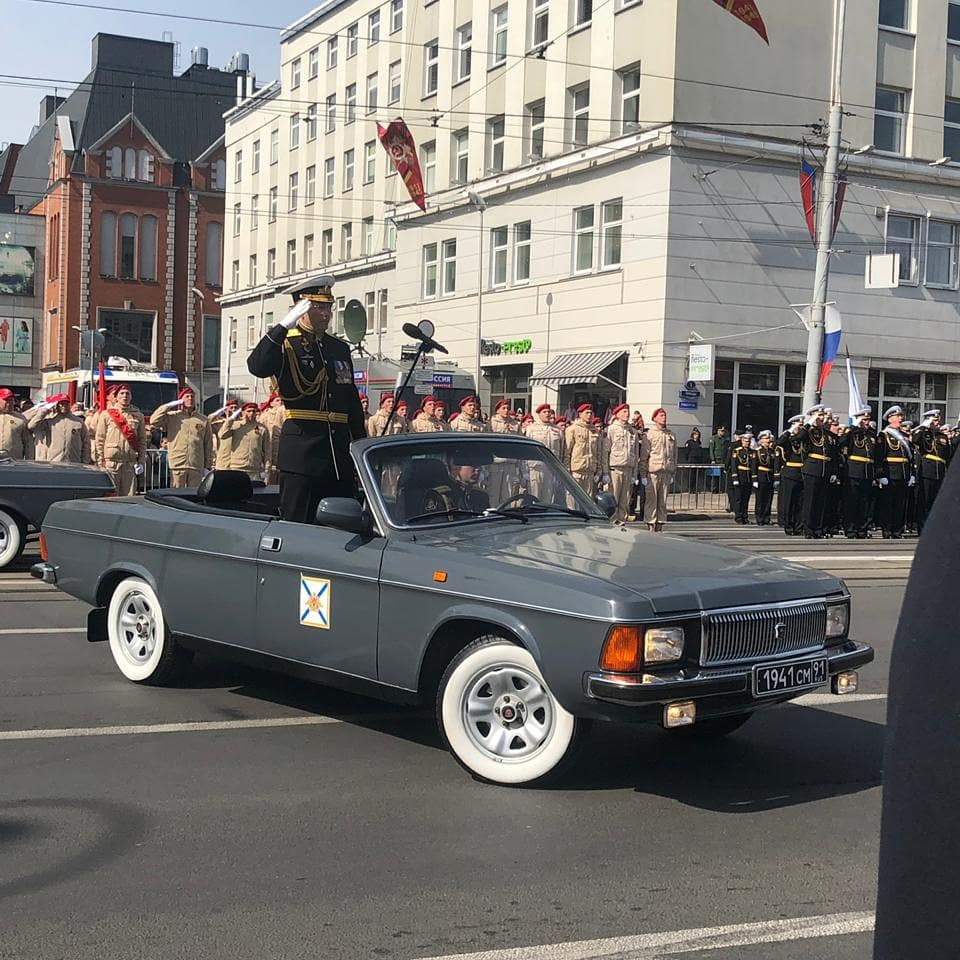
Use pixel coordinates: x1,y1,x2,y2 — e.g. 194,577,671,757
0,387,13,401
577,403,593,414
535,403,550,414
379,392,394,405
50,393,71,404
494,398,510,411
113,383,132,395
556,417,567,425
241,402,258,412
449,412,459,422
459,395,479,408
612,403,628,416
592,417,602,425
652,407,666,419
421,395,436,404
258,399,271,413
521,414,534,423
397,400,408,409
178,387,194,400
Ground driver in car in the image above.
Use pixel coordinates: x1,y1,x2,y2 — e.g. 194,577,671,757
421,455,491,516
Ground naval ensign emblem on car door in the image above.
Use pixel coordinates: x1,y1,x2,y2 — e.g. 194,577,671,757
300,575,331,629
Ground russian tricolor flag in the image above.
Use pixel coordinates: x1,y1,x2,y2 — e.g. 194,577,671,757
818,305,842,392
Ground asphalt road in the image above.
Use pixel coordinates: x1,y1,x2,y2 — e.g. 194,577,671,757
1,525,908,960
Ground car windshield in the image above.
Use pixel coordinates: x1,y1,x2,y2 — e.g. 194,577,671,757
365,437,607,527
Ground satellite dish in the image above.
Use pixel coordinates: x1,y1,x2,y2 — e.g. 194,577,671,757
417,318,435,339
342,299,367,345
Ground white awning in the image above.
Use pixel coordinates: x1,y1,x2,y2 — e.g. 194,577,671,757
528,350,626,387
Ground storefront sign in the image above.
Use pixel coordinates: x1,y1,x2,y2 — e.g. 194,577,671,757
481,338,532,357
688,343,714,381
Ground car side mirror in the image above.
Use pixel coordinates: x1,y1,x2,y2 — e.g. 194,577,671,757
315,497,373,535
594,492,617,519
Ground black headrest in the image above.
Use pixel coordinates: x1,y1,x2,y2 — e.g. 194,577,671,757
197,470,253,504
398,458,450,488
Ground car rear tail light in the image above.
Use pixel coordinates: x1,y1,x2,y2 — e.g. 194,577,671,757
600,625,643,672
39,533,48,561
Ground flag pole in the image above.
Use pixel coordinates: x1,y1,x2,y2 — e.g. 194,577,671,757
803,0,847,409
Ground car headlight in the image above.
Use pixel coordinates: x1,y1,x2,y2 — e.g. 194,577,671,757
644,626,685,664
600,624,687,672
825,600,850,640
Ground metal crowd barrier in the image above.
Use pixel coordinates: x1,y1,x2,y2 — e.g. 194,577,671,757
142,447,171,491
667,464,737,515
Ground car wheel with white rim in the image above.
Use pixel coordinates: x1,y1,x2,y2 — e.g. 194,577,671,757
437,636,583,786
0,508,24,570
107,576,192,685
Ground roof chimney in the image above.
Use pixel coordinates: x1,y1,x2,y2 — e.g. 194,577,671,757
39,95,66,124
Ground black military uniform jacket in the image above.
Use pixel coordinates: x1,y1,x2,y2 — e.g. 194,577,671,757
423,478,490,516
839,428,876,480
913,426,949,480
247,324,365,476
874,428,913,482
727,446,753,481
776,431,805,481
797,425,837,478
752,446,776,483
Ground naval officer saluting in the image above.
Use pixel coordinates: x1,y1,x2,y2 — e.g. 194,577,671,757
247,276,366,522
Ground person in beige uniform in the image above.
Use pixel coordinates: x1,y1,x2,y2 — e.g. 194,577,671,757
258,394,285,484
603,402,642,523
366,392,406,437
95,383,147,495
453,396,485,432
489,399,519,435
150,388,213,488
638,406,677,532
525,403,563,501
25,393,90,464
221,402,270,481
564,403,601,495
0,387,32,460
210,397,240,469
410,396,445,433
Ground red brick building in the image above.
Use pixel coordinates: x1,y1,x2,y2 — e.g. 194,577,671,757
1,34,250,400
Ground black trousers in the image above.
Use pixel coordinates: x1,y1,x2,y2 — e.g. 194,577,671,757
802,475,828,536
878,480,908,536
779,475,803,533
279,471,357,523
732,481,751,522
916,476,943,534
842,478,873,536
754,482,774,525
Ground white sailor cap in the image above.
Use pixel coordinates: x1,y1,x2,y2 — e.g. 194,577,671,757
854,406,872,418
823,407,833,416
787,414,805,425
804,404,825,417
902,420,914,430
883,405,903,420
739,431,754,440
758,429,774,439
922,408,942,420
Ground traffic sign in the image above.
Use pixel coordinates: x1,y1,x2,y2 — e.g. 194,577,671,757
678,400,699,410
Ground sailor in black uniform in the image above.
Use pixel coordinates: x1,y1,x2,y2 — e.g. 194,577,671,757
874,405,914,539
775,414,805,535
838,406,876,539
912,408,949,535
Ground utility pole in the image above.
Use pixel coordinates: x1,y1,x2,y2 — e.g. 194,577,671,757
803,0,846,409
468,191,486,401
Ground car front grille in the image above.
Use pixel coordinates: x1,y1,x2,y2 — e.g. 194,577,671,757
700,601,827,666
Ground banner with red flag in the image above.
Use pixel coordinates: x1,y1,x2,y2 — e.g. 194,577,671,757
800,157,817,242
710,0,769,44
377,119,427,211
98,361,106,411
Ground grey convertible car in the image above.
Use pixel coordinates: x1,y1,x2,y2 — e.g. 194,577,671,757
34,434,873,785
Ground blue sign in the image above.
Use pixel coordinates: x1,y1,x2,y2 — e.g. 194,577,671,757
354,370,367,383
432,373,453,387
678,388,701,400
678,400,699,411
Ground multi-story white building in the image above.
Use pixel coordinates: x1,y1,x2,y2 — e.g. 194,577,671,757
224,0,960,432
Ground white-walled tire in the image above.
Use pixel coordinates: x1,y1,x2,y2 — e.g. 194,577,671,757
107,577,192,685
437,637,582,786
0,509,24,569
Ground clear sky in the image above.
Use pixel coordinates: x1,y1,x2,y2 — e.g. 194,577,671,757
3,0,315,146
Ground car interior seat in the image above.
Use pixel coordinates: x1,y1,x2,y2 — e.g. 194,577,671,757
397,458,452,520
197,470,254,508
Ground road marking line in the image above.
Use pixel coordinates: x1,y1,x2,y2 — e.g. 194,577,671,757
414,911,875,959
0,715,348,741
793,692,886,705
0,627,85,635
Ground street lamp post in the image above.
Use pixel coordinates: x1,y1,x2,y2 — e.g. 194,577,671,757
468,191,487,403
191,288,205,409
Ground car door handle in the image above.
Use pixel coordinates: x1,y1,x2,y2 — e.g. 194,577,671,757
260,535,283,552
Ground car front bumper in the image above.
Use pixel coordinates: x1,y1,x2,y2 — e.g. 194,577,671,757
584,640,874,711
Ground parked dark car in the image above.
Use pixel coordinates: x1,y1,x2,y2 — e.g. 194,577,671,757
0,458,115,569
34,434,873,785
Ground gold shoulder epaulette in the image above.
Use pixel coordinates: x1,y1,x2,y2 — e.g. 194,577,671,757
287,328,302,338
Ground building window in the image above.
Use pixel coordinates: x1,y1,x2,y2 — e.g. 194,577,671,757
601,198,622,268
266,248,276,280
211,157,225,189
366,72,379,114
139,214,156,279
926,220,958,287
384,215,397,251
124,147,136,180
574,205,594,273
452,129,469,182
306,103,317,141
290,113,300,150
233,202,242,236
456,23,473,83
231,260,240,292
251,195,259,230
388,60,401,104
531,0,549,48
268,186,278,222
305,165,316,205
249,254,258,286
886,213,920,283
362,216,375,255
875,86,906,154
304,234,314,269
346,83,357,123
291,57,301,89
364,140,377,183
107,146,121,178
343,149,355,191
341,222,353,260
333,297,344,335
289,172,299,210
119,213,137,279
100,211,116,276
390,0,403,32
527,100,545,160
347,22,358,57
491,5,508,66
286,240,297,275
322,229,333,265
423,243,438,298
878,0,908,30
944,98,960,159
490,225,508,287
229,317,237,353
575,0,593,27
571,84,590,147
422,140,436,192
48,213,59,279
270,129,279,164
441,238,457,295
138,150,153,182
950,2,960,42
424,40,439,95
868,369,946,426
328,36,338,69
324,157,335,197
252,139,260,173
234,149,243,182
713,360,805,435
487,115,505,172
308,46,319,79
369,9,380,43
246,316,257,351
514,220,531,282
378,288,388,332
324,94,337,134
205,222,222,286
620,64,641,132
365,291,376,332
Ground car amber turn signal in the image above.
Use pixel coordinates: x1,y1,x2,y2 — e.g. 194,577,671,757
600,625,644,672
39,533,48,561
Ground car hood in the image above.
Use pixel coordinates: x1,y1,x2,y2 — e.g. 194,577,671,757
419,521,840,613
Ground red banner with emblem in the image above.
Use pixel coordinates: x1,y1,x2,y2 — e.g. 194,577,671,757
377,119,427,211
710,0,769,44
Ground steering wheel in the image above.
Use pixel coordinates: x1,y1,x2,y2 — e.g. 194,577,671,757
493,492,539,511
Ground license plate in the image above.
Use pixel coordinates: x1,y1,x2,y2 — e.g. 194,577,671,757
753,657,828,697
